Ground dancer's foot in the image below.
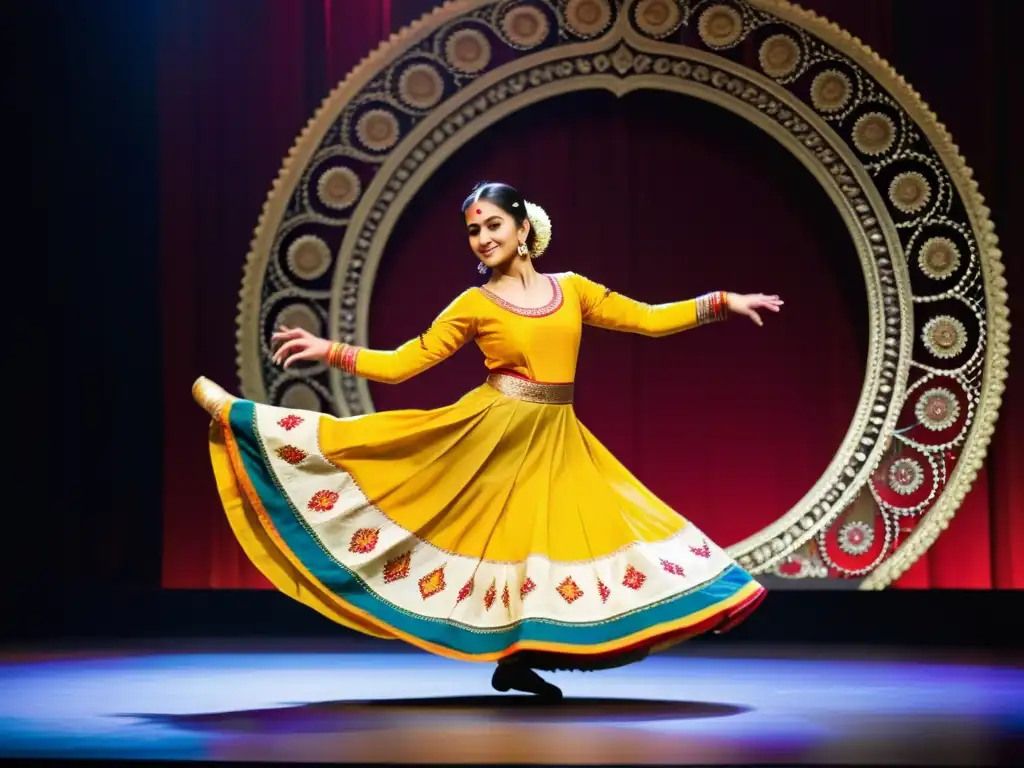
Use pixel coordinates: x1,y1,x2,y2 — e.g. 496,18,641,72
491,663,563,700
192,376,236,418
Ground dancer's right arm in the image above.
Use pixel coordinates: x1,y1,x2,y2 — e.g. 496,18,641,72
272,290,477,384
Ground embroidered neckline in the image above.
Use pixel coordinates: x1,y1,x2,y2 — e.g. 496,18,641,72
477,274,564,318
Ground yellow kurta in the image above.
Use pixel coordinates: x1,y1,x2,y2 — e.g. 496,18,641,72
194,272,765,670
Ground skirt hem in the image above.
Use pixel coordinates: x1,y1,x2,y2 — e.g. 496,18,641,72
197,376,766,669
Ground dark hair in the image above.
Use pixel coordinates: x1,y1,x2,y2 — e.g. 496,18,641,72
461,181,537,252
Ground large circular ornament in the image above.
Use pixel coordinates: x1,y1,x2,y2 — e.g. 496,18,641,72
838,521,874,555
234,0,1008,590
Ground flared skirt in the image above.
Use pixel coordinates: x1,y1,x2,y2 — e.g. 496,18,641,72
194,376,765,669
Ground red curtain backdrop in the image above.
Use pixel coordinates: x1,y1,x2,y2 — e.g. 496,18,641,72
158,0,393,588
159,0,1022,590
371,89,866,551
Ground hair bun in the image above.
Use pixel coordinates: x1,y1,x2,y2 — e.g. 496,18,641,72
524,201,552,258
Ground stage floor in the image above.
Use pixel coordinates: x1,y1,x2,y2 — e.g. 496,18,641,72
0,640,1020,766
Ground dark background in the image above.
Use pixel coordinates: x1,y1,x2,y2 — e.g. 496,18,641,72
14,0,1023,646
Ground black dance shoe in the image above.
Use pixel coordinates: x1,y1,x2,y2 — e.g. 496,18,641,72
491,662,563,700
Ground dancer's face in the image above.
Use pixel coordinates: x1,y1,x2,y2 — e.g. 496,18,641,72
465,200,529,270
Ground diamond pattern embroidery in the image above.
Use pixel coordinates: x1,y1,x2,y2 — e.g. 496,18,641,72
418,567,446,600
623,565,646,590
348,528,379,554
557,577,584,604
383,552,411,584
519,578,536,600
483,580,497,610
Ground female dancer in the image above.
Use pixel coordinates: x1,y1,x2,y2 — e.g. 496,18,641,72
193,181,782,700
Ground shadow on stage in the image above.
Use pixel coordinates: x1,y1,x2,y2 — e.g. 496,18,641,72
121,696,752,733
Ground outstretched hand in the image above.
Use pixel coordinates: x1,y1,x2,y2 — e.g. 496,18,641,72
727,293,783,327
271,326,332,368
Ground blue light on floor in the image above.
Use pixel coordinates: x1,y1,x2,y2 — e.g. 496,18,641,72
0,646,1020,763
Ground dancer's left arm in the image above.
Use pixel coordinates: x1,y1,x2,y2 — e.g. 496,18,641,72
272,290,477,384
567,272,782,335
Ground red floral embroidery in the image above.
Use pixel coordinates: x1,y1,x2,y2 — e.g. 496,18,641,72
276,445,307,465
483,580,497,611
307,489,340,513
383,551,411,584
557,577,584,604
598,580,611,603
623,565,646,590
661,559,685,577
348,528,379,554
501,583,510,609
519,578,536,600
418,566,446,600
690,540,712,559
278,414,303,431
457,578,474,603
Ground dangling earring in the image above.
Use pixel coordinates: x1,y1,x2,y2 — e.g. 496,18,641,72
477,262,488,274
517,242,529,257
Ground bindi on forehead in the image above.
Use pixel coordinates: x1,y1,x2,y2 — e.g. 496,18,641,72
466,207,501,225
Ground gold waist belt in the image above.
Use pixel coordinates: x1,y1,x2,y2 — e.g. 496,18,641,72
486,373,574,405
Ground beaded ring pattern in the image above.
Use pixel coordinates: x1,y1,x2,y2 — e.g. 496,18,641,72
235,0,1007,590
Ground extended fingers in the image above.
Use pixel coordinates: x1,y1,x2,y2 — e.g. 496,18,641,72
282,348,319,369
272,339,306,364
754,295,783,311
271,326,307,343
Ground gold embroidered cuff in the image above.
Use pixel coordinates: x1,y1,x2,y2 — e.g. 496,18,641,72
486,373,574,404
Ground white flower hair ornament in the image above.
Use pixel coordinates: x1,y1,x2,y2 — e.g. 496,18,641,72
524,200,552,258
